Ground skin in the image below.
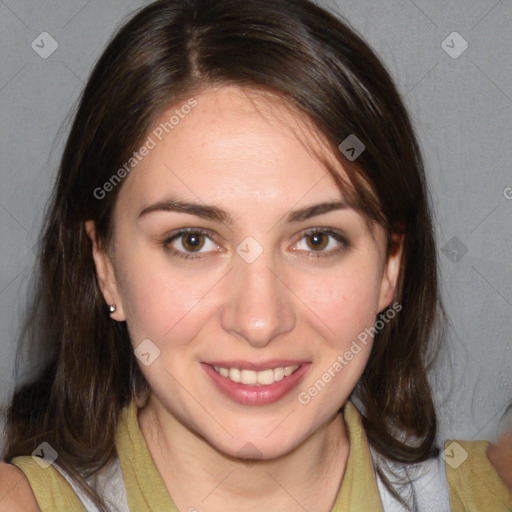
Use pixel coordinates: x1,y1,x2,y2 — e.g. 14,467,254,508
86,85,403,512
487,433,512,490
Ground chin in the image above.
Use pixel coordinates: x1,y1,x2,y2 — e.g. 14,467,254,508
205,423,309,462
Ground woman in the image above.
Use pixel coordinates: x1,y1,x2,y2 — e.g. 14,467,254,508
1,0,511,510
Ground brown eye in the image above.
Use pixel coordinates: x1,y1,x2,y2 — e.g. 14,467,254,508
305,232,328,251
163,228,220,259
292,228,349,258
181,232,206,252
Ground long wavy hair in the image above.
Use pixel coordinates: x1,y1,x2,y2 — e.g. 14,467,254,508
1,0,444,509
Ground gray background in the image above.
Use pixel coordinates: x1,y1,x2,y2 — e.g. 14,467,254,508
1,0,511,457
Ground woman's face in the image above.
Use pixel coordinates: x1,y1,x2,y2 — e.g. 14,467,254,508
88,86,402,459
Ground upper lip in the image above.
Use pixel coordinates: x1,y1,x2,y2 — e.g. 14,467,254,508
204,360,309,371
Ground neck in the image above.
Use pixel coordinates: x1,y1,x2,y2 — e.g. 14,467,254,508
138,396,350,512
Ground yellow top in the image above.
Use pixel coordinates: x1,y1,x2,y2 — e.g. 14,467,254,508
10,398,512,511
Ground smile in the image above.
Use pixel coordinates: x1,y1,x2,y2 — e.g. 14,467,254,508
202,361,311,405
212,365,300,386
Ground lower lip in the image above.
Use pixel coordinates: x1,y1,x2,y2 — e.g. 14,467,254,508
201,363,311,406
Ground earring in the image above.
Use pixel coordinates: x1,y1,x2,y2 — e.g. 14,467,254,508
109,304,117,314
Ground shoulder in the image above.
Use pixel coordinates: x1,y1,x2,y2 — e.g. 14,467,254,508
5,456,87,511
0,461,40,511
444,439,512,512
486,433,512,489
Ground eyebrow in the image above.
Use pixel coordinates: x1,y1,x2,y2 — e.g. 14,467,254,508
137,198,349,224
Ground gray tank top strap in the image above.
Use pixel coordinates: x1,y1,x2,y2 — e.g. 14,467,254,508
51,456,129,512
369,444,451,511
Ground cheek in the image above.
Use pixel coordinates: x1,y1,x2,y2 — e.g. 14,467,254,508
293,269,383,417
296,261,384,342
116,251,220,346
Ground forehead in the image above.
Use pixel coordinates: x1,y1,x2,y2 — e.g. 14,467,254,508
117,86,349,213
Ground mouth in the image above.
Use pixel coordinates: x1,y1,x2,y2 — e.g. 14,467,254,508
201,361,310,405
210,364,301,386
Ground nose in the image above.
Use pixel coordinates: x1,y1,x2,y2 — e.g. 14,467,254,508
220,252,296,348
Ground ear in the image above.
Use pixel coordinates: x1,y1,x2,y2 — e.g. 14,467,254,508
377,232,404,313
85,220,126,321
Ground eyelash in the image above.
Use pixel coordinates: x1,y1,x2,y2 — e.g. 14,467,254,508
160,227,349,260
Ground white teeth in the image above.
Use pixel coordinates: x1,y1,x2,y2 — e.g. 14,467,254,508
212,365,300,386
241,369,258,385
274,367,285,382
257,369,274,385
284,366,295,377
229,368,241,383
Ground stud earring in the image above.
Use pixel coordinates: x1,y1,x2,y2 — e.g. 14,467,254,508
108,304,117,314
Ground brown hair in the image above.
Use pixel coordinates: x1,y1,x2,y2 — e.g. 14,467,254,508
1,0,444,509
